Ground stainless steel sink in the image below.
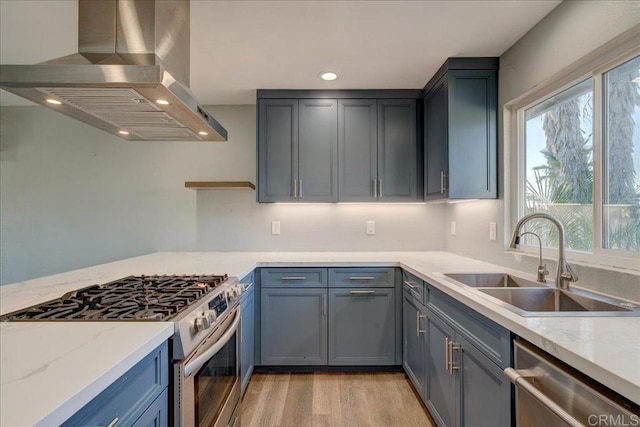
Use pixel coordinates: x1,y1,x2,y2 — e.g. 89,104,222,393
477,288,640,317
445,273,547,288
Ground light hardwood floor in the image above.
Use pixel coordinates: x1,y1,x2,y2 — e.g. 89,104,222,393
240,372,436,427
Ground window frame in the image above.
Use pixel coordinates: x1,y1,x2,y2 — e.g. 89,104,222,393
505,37,640,272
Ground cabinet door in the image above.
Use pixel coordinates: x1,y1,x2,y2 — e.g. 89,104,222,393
299,99,338,202
403,292,427,400
424,78,449,200
448,70,497,199
132,388,168,427
338,99,378,202
240,287,255,395
456,336,511,427
261,288,327,365
257,99,298,202
328,287,395,365
426,310,457,427
377,99,420,201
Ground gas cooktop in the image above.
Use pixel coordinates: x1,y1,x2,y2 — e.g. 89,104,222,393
0,274,229,321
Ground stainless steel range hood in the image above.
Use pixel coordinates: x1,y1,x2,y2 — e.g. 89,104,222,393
0,0,227,141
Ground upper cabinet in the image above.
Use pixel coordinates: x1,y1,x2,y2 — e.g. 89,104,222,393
257,98,338,202
257,91,422,203
423,58,498,200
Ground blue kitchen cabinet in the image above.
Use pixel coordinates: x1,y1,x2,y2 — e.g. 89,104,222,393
338,99,421,202
423,58,498,200
240,271,255,395
260,287,328,365
257,99,298,202
328,287,395,365
403,289,428,400
62,341,169,427
257,97,338,202
424,283,512,427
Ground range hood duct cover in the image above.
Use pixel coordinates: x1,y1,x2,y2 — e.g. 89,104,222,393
0,0,227,141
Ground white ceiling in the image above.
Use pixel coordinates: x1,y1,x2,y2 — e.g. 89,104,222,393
0,0,561,106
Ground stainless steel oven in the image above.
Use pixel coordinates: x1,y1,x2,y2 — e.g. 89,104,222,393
174,306,241,427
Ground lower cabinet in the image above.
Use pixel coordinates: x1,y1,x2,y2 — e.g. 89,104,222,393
259,267,398,366
403,291,428,400
425,285,512,427
63,341,169,427
328,287,395,365
240,272,255,394
260,287,328,365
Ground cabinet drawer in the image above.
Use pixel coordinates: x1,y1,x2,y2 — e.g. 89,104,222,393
63,341,168,427
329,267,395,288
427,286,511,368
402,270,425,302
261,268,327,287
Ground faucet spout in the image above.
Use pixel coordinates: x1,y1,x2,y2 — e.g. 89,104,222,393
510,213,578,289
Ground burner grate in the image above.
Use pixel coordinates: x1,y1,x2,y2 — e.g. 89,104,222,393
0,274,228,321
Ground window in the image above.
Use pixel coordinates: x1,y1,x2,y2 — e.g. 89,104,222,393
511,51,640,269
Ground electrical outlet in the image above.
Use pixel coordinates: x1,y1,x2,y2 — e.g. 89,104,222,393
366,221,376,235
271,220,281,235
450,221,456,236
489,222,497,241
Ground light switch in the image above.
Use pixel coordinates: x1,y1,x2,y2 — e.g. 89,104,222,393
489,222,497,241
450,221,456,236
366,221,376,235
271,220,281,235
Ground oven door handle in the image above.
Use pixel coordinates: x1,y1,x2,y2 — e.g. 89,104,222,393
184,310,240,377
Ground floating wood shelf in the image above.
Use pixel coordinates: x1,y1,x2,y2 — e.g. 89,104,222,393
185,181,256,190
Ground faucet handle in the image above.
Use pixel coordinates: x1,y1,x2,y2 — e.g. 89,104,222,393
536,264,549,282
562,263,578,282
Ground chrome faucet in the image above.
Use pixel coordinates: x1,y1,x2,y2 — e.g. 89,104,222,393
509,213,578,289
519,232,549,282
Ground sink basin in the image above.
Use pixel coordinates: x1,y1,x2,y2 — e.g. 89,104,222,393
445,273,547,288
477,288,640,317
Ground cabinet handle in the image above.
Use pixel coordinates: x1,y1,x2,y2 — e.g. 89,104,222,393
403,280,417,289
440,171,446,193
416,312,427,337
372,179,377,198
349,276,374,281
293,179,298,199
322,294,327,317
449,342,460,374
299,179,303,199
349,290,375,295
445,337,449,371
379,179,383,198
281,276,307,281
106,418,119,427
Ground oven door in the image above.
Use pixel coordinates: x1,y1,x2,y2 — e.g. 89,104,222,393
175,307,241,427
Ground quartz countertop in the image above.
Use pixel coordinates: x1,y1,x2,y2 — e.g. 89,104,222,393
1,251,638,426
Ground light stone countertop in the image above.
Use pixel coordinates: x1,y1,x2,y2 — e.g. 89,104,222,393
1,251,638,426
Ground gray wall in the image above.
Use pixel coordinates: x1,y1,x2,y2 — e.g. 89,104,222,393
445,0,640,301
0,104,445,285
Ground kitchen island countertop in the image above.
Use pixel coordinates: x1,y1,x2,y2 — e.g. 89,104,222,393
1,251,638,426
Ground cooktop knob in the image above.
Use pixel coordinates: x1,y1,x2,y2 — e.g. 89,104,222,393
204,309,217,323
193,314,211,332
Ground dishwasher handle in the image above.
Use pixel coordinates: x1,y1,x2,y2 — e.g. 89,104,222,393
504,368,586,427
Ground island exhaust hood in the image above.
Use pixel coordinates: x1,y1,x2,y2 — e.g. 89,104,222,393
0,0,227,141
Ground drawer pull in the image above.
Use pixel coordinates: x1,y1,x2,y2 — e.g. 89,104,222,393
281,276,307,281
349,276,375,281
349,290,375,295
445,337,449,371
106,418,119,427
403,280,418,289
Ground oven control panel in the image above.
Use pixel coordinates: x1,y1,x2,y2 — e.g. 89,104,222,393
208,294,228,317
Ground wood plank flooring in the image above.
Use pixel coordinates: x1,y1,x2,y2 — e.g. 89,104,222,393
240,372,436,427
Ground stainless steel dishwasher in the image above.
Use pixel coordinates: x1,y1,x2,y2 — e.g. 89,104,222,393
505,339,639,427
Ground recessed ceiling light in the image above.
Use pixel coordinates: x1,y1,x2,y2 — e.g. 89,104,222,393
45,98,62,105
156,99,170,105
319,71,338,81
118,130,130,135
198,131,209,136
